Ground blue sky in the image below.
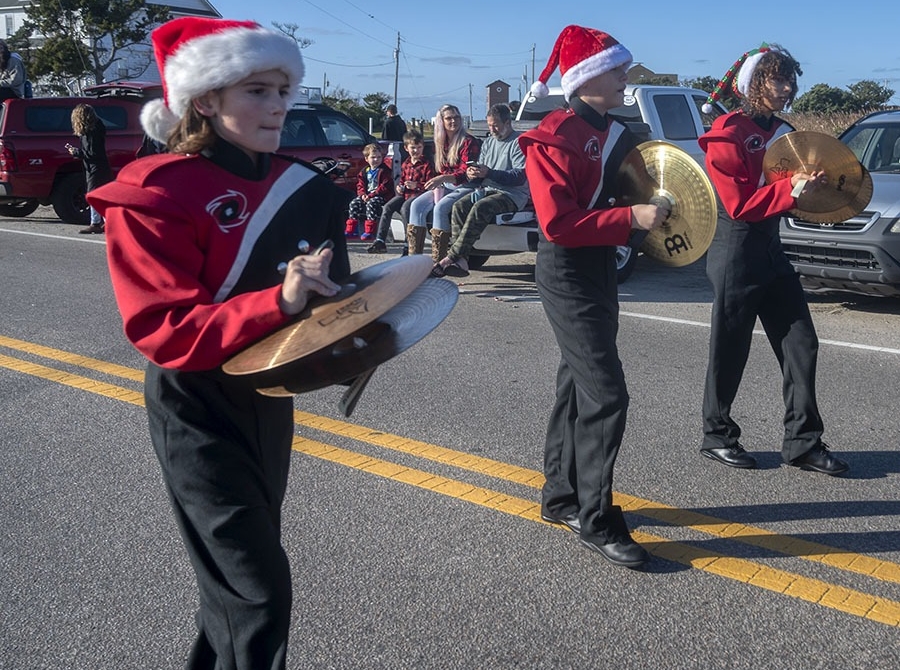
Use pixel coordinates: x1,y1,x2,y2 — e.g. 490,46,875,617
210,0,900,122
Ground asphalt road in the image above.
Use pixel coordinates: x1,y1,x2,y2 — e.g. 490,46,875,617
1,212,899,669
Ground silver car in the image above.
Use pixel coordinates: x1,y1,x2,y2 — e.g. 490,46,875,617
780,110,900,297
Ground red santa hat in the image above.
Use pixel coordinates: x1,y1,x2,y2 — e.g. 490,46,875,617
701,44,773,114
140,17,305,143
530,25,633,101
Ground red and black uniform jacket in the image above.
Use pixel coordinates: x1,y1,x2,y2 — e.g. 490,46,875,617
87,139,351,372
519,98,638,247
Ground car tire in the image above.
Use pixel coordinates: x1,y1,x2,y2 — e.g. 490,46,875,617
616,245,638,283
51,173,90,225
468,254,490,270
0,199,39,217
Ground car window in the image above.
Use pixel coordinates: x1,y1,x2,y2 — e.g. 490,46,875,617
844,123,900,172
319,114,367,146
517,93,567,121
25,104,128,132
692,93,725,131
652,93,698,141
281,114,321,147
94,106,128,131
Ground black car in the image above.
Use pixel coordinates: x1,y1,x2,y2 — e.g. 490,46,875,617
779,110,900,297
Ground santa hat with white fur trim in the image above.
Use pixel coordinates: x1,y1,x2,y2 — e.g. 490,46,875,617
530,25,633,102
140,17,304,143
701,44,773,114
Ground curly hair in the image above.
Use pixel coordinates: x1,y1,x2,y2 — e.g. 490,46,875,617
71,104,100,136
742,46,802,117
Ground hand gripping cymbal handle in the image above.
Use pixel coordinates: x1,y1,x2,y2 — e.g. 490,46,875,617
339,367,377,417
277,238,334,274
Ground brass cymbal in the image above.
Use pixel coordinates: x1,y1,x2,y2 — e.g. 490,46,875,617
617,141,718,267
255,277,459,396
763,131,869,223
222,255,436,380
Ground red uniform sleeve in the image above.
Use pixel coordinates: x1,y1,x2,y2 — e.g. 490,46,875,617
522,132,631,248
101,184,290,371
701,127,795,222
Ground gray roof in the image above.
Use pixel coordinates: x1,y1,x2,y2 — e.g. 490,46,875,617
0,0,220,16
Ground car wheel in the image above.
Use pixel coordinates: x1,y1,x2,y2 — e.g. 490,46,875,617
616,245,638,283
468,254,490,270
51,173,90,225
0,199,39,217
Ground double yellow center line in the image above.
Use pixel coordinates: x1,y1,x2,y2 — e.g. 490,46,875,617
1,333,898,627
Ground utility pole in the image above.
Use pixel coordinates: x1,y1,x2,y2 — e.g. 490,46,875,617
393,33,400,106
468,83,473,121
531,43,535,88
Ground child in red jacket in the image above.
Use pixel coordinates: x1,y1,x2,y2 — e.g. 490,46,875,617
346,142,394,239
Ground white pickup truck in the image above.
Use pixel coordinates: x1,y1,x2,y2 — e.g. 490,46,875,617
390,84,726,281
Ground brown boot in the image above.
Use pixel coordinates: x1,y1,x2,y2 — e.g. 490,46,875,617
406,224,426,255
430,228,449,265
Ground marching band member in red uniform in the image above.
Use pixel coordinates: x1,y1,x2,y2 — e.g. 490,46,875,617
88,17,351,669
698,45,848,475
519,25,666,569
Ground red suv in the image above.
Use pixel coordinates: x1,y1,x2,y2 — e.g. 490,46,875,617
0,81,161,223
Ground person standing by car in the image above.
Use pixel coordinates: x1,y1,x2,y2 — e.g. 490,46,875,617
0,40,25,100
87,16,351,668
381,103,407,142
519,25,667,569
697,45,849,476
67,104,112,234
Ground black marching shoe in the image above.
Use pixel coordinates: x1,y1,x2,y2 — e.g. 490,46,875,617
700,444,757,469
578,505,649,569
579,536,649,569
541,511,581,535
790,443,849,476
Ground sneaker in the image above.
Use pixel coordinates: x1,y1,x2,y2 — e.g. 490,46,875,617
360,232,374,241
367,239,387,254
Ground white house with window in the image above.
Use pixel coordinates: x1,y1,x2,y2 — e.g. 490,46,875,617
0,0,221,93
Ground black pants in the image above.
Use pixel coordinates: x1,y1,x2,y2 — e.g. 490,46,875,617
702,224,823,462
145,364,295,670
535,240,630,545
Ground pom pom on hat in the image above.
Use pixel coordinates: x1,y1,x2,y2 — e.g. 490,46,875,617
142,17,305,143
532,25,632,101
702,43,772,113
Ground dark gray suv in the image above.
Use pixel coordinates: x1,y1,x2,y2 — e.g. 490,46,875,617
779,110,900,297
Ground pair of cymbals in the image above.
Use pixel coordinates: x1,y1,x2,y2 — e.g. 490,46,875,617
617,141,718,267
763,131,872,223
222,255,458,400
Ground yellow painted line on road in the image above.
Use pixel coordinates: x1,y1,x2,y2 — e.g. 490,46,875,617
294,433,900,627
294,410,900,588
3,341,900,627
0,335,145,383
0,353,145,405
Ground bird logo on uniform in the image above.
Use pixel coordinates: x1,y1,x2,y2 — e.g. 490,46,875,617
206,190,250,232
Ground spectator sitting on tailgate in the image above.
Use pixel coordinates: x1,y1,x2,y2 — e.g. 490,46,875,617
432,103,529,277
345,142,394,240
367,129,435,254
